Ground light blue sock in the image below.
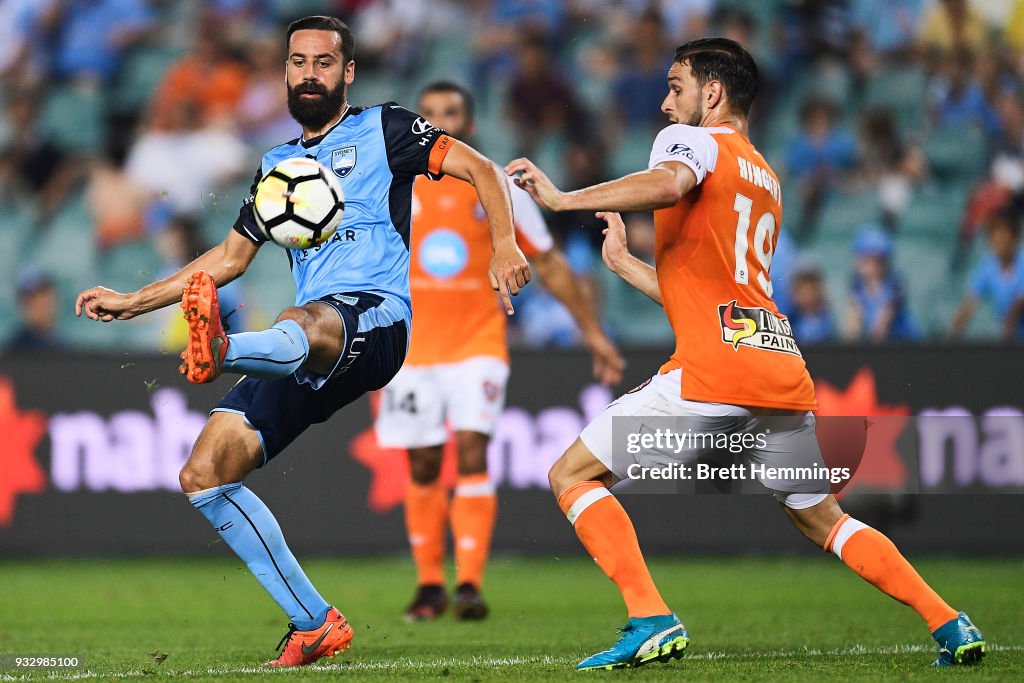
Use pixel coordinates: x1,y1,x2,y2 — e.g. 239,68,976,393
223,319,309,379
188,483,330,630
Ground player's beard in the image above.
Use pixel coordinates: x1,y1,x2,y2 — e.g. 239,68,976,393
683,101,704,127
288,80,348,131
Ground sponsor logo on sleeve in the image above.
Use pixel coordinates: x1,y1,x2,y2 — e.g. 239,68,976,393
665,143,701,169
719,300,801,356
411,117,437,135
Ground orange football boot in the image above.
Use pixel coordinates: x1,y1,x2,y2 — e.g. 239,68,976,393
179,270,228,384
263,607,354,667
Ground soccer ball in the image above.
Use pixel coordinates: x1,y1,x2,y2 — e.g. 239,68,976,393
253,158,344,249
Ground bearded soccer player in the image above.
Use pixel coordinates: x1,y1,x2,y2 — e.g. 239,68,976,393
374,81,625,622
507,38,985,671
75,16,529,667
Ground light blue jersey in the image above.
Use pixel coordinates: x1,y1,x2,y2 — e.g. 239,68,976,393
234,102,452,326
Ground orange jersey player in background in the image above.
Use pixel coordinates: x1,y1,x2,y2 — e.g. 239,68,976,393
374,81,624,622
507,38,985,671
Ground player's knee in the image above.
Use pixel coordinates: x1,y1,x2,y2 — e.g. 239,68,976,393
178,462,209,494
408,450,443,485
276,306,314,333
548,455,572,498
455,433,489,475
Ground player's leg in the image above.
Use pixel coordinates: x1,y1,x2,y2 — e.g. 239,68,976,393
551,437,688,670
374,366,450,620
550,372,690,670
404,444,450,620
180,271,344,384
443,356,508,619
783,495,986,666
760,411,985,667
179,410,351,666
450,430,494,619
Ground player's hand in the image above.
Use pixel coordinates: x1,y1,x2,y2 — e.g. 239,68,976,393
505,158,565,211
75,286,139,322
584,331,625,386
488,243,531,315
598,211,631,274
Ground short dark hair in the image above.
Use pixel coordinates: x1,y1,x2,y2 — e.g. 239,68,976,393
418,80,476,124
674,37,758,117
286,16,355,63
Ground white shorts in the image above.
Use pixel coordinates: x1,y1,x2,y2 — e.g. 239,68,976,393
374,356,510,448
580,369,830,509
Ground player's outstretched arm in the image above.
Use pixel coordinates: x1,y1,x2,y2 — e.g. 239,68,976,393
530,248,625,385
75,231,260,322
505,158,697,214
442,140,531,315
599,211,662,306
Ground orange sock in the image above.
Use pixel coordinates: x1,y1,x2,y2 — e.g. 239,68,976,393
405,481,448,586
825,514,958,632
558,481,670,618
450,473,497,588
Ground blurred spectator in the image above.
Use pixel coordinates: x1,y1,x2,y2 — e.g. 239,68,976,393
786,260,837,344
149,22,247,131
506,31,590,156
960,91,1024,244
844,226,919,343
471,0,566,100
0,85,82,222
596,212,674,347
770,230,797,315
611,10,671,130
849,0,925,58
0,0,54,86
784,97,858,238
6,269,61,351
918,0,988,54
776,0,852,75
46,0,155,84
858,107,926,229
652,0,712,42
236,34,297,149
86,138,150,249
927,47,1001,141
548,139,612,250
949,212,1024,340
515,233,597,348
125,100,248,216
353,0,456,77
1007,0,1024,55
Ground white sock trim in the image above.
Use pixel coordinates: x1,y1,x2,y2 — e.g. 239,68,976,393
566,487,611,526
831,517,869,560
454,480,496,497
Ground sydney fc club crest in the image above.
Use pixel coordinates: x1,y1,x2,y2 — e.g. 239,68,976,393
331,146,356,178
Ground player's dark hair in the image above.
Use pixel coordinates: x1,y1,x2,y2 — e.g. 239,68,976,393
418,80,476,124
287,15,355,63
674,37,758,117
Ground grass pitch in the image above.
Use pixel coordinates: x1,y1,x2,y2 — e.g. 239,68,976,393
0,556,1020,681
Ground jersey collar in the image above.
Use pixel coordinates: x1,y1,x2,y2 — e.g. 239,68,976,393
299,104,358,149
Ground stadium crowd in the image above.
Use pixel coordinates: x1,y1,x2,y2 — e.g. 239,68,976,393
2,0,1024,351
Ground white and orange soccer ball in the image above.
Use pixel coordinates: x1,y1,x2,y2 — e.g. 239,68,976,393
253,158,344,249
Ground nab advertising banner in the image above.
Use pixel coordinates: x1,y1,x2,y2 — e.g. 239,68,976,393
1,347,1022,557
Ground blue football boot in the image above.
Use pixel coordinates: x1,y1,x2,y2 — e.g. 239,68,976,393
932,611,986,666
577,613,689,671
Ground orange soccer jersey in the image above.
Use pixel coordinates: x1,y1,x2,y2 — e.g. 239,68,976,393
405,174,552,366
649,124,817,411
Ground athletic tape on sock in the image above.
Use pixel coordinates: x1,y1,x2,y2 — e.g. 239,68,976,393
831,517,869,560
566,487,611,525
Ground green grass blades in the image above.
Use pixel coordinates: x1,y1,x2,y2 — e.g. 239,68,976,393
0,557,1020,680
